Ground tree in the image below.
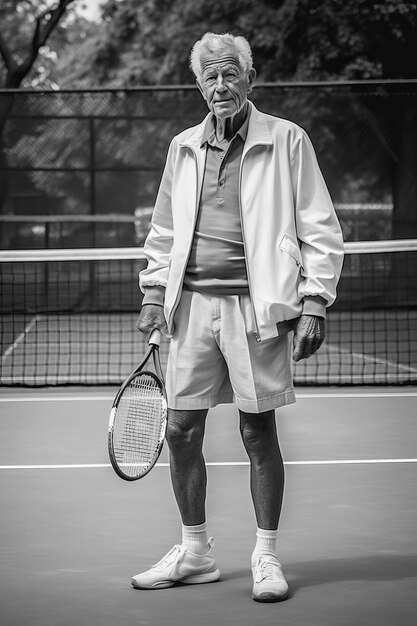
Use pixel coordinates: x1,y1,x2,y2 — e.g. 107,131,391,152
0,0,79,89
0,0,81,210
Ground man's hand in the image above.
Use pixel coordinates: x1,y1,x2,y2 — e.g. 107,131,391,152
136,304,169,342
292,314,325,362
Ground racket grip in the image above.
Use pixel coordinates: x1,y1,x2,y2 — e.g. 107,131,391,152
149,328,161,346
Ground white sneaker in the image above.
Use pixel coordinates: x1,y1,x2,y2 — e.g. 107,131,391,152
251,554,290,602
131,538,221,589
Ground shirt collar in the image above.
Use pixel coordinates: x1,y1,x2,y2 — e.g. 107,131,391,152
200,104,251,148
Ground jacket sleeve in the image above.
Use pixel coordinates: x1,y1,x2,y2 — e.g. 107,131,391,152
291,129,344,312
138,138,178,300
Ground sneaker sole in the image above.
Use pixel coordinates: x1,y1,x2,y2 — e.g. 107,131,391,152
252,590,290,603
131,569,221,590
131,578,176,590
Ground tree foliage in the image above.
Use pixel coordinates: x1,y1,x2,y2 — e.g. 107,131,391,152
1,1,415,86
53,0,416,87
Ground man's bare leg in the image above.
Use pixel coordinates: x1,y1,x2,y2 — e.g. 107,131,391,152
239,409,285,529
166,408,209,525
239,409,289,601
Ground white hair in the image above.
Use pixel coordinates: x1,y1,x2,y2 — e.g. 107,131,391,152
190,32,253,80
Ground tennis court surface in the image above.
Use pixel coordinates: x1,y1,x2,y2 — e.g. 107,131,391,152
0,388,416,626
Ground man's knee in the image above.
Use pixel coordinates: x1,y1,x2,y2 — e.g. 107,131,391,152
166,409,206,452
239,411,277,456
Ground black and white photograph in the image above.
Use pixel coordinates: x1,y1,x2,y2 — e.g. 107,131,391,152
0,1,416,625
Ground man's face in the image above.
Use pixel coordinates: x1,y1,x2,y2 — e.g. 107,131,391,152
197,46,256,120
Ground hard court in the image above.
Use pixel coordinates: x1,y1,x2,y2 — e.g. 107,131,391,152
0,387,416,626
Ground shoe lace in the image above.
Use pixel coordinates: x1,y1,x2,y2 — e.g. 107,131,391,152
152,544,185,570
257,557,283,582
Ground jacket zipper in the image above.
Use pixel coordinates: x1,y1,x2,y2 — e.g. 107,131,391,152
167,144,200,332
238,148,262,342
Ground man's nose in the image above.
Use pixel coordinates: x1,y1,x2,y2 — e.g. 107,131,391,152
215,73,226,91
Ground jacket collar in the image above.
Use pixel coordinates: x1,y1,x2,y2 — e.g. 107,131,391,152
179,101,273,151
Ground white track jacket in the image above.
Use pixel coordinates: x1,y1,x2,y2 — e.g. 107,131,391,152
139,102,344,341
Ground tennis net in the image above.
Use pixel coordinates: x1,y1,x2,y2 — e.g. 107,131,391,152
1,240,416,386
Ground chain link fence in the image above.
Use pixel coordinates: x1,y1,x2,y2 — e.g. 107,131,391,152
1,81,416,248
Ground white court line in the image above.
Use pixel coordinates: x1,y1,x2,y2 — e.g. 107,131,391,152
1,459,417,470
326,343,417,374
1,391,417,403
1,315,39,361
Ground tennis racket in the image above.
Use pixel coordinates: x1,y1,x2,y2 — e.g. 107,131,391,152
108,329,167,481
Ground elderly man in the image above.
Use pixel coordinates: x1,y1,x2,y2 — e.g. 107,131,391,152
133,32,344,602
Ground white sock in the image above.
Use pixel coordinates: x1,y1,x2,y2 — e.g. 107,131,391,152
251,527,278,565
181,522,209,555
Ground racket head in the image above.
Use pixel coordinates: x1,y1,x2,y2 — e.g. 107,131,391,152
108,369,167,481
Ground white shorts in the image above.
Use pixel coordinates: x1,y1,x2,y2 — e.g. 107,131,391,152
166,290,295,413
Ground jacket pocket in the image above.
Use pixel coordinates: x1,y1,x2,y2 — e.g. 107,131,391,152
279,234,303,268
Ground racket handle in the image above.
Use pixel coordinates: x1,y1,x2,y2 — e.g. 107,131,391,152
149,328,161,347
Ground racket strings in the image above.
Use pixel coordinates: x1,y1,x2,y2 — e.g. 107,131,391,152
113,374,166,478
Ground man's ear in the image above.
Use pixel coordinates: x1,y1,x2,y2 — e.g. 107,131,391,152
196,79,206,100
247,68,257,94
